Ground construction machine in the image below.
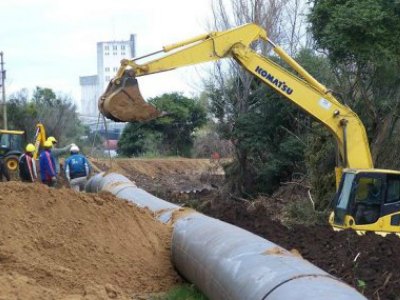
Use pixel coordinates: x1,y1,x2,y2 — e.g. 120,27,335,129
0,129,25,172
32,123,47,159
98,23,400,235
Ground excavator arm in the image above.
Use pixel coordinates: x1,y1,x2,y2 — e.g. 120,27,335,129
99,23,373,173
33,123,46,160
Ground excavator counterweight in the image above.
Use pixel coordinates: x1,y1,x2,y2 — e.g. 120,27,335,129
98,70,163,122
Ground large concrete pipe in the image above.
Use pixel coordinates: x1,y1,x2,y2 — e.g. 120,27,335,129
86,172,366,300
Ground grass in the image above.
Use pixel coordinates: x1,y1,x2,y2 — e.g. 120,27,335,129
156,284,208,300
282,199,328,227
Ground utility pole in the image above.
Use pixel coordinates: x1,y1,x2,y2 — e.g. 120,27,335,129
0,52,7,129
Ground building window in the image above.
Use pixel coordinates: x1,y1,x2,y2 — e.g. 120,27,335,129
105,52,109,55
105,76,110,81
113,67,118,72
113,52,117,55
105,45,109,50
121,45,125,50
113,45,117,50
105,67,110,72
121,51,125,56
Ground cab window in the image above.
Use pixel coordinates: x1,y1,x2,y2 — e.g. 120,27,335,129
386,176,400,204
353,176,382,225
354,177,382,204
0,134,10,148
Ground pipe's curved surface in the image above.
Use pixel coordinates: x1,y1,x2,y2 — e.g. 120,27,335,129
86,172,366,300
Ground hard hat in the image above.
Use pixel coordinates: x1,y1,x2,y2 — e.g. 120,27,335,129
70,145,80,153
44,140,53,148
25,143,35,153
47,136,57,144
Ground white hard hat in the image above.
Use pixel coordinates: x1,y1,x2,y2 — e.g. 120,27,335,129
71,145,80,153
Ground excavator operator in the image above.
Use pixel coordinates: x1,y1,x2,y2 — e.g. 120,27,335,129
354,182,382,225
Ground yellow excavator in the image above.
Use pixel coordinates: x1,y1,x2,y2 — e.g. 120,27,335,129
0,123,46,173
0,129,25,172
98,23,400,235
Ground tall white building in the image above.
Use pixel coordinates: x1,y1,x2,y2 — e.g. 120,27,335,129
79,34,136,129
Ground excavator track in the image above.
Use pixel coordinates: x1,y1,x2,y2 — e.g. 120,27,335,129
98,70,163,122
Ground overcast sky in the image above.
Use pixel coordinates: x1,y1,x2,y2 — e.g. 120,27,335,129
0,0,214,107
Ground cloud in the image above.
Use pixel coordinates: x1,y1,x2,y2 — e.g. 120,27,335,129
1,0,213,101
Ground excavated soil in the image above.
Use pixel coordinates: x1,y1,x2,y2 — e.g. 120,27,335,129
90,158,224,200
0,182,180,299
100,78,162,122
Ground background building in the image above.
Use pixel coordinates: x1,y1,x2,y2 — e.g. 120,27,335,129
79,34,136,137
97,35,136,93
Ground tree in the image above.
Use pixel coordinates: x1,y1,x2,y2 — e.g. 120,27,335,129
309,0,400,168
7,87,85,145
206,0,315,195
207,0,293,195
118,93,207,157
118,124,162,157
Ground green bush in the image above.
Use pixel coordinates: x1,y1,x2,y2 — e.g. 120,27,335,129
282,199,329,227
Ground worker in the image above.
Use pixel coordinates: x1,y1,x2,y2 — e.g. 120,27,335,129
19,143,37,182
64,145,90,192
0,158,10,182
355,182,381,224
39,140,57,187
47,136,74,174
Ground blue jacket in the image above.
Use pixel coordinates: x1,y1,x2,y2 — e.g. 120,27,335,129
39,150,56,182
65,153,89,179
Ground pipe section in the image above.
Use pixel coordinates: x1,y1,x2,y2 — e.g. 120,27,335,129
86,172,366,300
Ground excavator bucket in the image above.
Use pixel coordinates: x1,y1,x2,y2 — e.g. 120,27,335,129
98,70,164,122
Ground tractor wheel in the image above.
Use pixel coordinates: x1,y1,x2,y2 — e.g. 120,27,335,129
5,155,19,172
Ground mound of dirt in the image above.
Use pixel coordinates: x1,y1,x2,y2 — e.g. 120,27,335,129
90,158,225,200
202,199,400,300
0,182,180,299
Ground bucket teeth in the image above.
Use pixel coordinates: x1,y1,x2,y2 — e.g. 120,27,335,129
98,71,163,122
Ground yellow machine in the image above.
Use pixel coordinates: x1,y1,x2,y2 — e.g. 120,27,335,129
98,23,400,235
0,129,25,171
32,123,47,159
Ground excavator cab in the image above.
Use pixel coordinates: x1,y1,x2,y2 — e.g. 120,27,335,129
331,169,400,235
98,70,164,123
0,130,25,172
